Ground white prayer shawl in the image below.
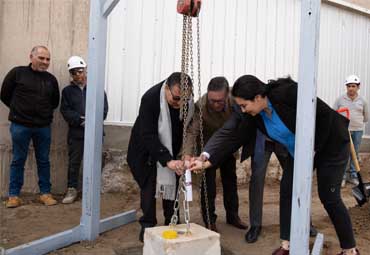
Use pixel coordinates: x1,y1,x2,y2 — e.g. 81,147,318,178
156,82,194,200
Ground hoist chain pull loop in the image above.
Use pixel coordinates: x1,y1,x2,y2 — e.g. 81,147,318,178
194,15,211,230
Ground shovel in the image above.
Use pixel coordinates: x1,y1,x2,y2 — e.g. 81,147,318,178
349,133,369,206
337,107,369,206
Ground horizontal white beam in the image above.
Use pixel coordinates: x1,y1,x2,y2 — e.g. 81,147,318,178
5,210,136,255
5,226,82,255
99,210,136,233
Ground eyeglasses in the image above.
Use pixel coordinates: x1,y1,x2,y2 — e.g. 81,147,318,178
208,99,226,105
70,69,85,76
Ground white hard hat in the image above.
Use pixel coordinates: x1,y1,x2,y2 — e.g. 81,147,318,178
345,75,360,85
67,56,87,70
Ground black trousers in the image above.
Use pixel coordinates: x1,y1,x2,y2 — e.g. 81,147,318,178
200,155,239,224
67,138,84,189
250,139,289,227
139,166,179,229
280,145,356,249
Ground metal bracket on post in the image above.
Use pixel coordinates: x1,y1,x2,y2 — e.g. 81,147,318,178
290,0,321,254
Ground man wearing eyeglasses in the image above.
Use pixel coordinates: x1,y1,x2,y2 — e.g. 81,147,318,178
333,75,368,186
1,46,60,208
60,56,108,204
127,72,194,242
183,76,247,232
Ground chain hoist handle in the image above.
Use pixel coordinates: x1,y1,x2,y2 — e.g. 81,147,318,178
177,0,201,17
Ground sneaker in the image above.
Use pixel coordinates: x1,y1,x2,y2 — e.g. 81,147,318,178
39,194,57,206
348,177,359,186
6,196,22,208
62,188,78,204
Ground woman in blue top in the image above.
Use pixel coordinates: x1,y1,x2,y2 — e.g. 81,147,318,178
190,75,359,255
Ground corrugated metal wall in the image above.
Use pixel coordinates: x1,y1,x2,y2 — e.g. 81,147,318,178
105,0,370,135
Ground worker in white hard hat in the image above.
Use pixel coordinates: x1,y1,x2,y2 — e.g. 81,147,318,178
60,56,109,204
333,75,368,186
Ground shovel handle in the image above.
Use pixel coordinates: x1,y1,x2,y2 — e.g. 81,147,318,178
349,131,361,172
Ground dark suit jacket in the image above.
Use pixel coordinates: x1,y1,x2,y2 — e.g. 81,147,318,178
205,79,350,167
127,81,175,188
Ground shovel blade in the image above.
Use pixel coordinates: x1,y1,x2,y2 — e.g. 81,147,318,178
352,186,367,206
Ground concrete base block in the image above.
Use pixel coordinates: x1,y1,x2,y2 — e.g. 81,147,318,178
143,223,220,255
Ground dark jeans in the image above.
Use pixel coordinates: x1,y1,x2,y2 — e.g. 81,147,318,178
139,165,179,229
250,134,289,227
280,145,356,249
9,122,52,196
67,138,84,189
200,155,239,224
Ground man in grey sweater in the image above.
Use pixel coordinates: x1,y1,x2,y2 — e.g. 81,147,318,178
333,74,368,185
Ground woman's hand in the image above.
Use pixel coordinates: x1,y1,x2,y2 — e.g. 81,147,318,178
189,157,212,173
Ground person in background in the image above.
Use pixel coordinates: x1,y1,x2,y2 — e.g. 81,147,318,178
60,56,108,204
1,46,60,208
333,75,368,186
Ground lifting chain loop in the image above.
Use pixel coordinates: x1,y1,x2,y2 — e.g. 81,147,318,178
195,16,211,230
170,7,211,234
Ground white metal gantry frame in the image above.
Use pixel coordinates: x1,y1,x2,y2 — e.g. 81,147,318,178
3,0,324,254
4,1,136,254
292,0,324,254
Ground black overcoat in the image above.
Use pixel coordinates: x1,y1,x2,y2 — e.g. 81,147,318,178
127,81,175,188
205,79,350,167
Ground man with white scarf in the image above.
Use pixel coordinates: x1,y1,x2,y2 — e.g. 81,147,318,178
127,72,194,242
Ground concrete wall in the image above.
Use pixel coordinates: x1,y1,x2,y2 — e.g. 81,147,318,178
0,0,90,196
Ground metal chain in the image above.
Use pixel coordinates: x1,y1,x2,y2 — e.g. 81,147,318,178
170,175,183,227
170,14,191,229
181,178,191,234
195,16,211,230
180,14,192,234
170,6,211,234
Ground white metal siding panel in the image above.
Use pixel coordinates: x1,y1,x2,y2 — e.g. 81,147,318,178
317,3,370,135
105,0,370,135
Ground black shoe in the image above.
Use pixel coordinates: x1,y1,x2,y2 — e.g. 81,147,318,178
226,217,248,230
310,224,318,237
245,226,261,243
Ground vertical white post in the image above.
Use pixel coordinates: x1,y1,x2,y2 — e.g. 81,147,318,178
81,0,108,241
290,0,321,254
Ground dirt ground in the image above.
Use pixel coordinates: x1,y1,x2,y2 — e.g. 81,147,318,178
1,154,370,255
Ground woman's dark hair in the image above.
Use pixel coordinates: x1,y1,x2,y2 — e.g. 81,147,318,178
232,75,296,100
167,72,193,89
207,76,229,92
231,75,267,100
